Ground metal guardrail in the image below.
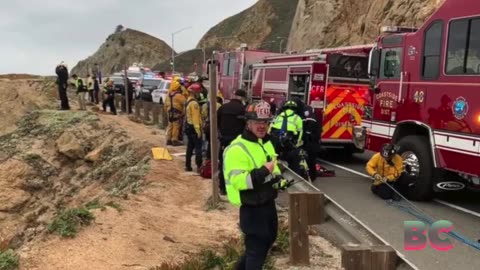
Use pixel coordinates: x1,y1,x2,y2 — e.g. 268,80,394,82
279,162,417,270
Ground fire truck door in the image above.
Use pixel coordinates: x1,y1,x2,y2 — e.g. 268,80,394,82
288,74,310,104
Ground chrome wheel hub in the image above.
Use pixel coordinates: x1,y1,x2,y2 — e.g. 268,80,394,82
402,151,420,178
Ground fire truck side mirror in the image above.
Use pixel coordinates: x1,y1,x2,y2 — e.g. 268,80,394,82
368,48,381,77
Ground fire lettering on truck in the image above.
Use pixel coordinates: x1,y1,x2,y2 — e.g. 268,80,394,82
376,91,398,115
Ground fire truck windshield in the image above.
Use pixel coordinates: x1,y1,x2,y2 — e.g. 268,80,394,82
327,54,369,79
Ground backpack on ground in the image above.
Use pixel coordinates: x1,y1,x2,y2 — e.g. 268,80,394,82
200,160,212,179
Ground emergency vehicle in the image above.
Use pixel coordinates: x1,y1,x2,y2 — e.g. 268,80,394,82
355,0,480,200
250,45,373,153
205,44,283,100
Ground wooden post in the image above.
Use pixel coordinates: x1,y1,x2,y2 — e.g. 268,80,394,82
341,244,371,270
209,60,219,206
124,65,130,115
160,104,167,129
143,101,152,122
152,103,160,125
371,245,397,270
135,100,143,119
306,192,325,225
289,192,310,265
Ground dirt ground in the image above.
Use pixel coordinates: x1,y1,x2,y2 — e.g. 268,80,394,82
1,76,342,270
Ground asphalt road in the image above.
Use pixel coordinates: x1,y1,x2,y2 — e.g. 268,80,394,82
313,150,480,270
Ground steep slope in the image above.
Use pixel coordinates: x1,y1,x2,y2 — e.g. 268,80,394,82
287,0,444,51
197,0,298,52
71,28,173,76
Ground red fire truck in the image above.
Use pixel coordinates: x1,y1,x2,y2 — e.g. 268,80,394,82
205,44,283,101
250,45,373,153
355,0,480,200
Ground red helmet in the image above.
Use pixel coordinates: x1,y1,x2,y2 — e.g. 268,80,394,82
188,83,202,93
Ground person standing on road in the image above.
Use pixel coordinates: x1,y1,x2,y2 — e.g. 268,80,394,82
102,80,117,115
366,143,404,200
302,105,322,181
202,91,223,160
93,74,100,104
184,84,203,173
269,100,307,180
121,76,134,114
72,74,87,111
86,74,95,103
164,79,186,146
223,101,291,269
217,89,247,195
55,61,70,110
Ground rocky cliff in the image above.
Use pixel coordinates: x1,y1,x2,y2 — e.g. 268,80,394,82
71,28,173,76
287,0,444,51
197,0,298,52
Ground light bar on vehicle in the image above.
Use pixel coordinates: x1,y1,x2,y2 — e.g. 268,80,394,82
381,26,418,33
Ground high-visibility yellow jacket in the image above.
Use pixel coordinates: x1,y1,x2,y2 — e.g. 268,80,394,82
185,96,202,137
201,101,222,122
269,109,303,146
366,153,403,186
223,131,281,207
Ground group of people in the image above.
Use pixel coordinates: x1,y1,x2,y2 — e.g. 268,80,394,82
55,61,135,115
221,98,406,269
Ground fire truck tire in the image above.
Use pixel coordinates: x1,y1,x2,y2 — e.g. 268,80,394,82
397,135,434,201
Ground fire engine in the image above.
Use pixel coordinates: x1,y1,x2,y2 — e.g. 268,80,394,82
355,0,480,200
205,43,283,100
249,45,373,153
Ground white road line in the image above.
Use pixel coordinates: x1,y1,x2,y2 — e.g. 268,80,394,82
319,159,480,220
316,159,419,270
434,199,480,219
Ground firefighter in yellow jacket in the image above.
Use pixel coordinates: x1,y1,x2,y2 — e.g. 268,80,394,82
223,101,292,269
366,143,404,200
184,84,203,172
164,79,186,146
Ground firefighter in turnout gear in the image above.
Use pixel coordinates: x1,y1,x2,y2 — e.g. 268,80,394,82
366,143,404,200
223,101,292,270
164,79,186,146
269,100,309,180
184,84,203,172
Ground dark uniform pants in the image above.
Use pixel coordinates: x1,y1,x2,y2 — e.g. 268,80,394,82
236,201,278,270
103,96,117,114
186,132,202,169
58,84,70,110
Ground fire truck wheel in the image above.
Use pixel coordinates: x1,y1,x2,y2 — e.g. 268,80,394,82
397,135,434,201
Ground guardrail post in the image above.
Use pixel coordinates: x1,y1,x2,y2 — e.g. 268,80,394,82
152,103,161,125
371,245,397,270
341,244,371,270
306,192,325,225
160,104,167,129
143,101,152,122
115,94,121,111
135,100,143,119
289,192,310,265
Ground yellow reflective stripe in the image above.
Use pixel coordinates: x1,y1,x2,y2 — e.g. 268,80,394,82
223,141,258,190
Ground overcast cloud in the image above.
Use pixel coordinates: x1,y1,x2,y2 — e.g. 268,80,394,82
0,0,257,75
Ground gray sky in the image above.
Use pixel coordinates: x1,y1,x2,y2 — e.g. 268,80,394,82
0,0,257,75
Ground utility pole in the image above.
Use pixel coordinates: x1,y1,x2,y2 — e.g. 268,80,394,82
171,26,192,74
209,59,220,207
124,65,130,115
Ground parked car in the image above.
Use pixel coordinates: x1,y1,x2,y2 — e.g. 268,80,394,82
152,79,171,104
136,75,162,102
110,76,125,94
